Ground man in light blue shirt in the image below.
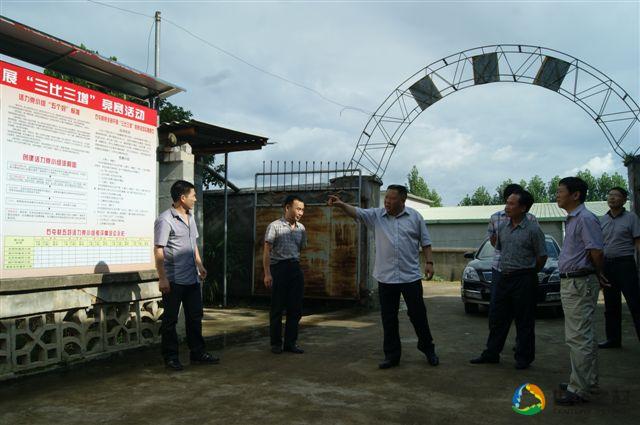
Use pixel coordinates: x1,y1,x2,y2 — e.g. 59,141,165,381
328,184,439,369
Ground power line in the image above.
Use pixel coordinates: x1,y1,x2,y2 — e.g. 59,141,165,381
87,0,372,116
87,0,153,18
144,18,154,74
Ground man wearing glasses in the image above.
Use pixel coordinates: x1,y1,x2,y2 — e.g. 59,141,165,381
599,186,640,349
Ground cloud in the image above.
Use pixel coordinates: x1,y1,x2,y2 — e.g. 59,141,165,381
394,125,482,172
201,70,231,88
567,153,616,176
491,145,514,161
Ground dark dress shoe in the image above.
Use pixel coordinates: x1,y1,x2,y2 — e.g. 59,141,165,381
598,340,621,349
378,359,400,369
555,390,588,406
271,345,283,354
190,352,220,364
283,345,304,354
165,359,184,371
559,382,600,394
469,355,499,364
514,361,530,370
426,352,439,366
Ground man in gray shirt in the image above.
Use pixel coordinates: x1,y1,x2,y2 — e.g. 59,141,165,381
263,195,307,354
154,180,218,371
599,186,640,348
554,177,608,406
470,190,547,370
328,184,439,369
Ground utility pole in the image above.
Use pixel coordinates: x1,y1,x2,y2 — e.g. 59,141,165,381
154,11,161,78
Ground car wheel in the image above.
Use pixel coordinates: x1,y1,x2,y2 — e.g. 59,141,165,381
464,302,479,314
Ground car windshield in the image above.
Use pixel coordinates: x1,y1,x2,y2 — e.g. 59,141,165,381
545,239,559,258
476,237,559,260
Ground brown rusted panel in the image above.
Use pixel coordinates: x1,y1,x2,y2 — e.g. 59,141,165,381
254,206,358,299
328,208,358,298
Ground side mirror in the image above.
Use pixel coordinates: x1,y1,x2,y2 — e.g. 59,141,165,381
463,251,475,259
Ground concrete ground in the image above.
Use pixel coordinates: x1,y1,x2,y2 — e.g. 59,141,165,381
1,282,639,425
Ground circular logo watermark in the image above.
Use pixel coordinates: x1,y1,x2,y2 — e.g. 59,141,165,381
512,383,546,416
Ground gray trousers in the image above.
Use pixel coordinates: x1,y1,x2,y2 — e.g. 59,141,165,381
560,275,600,399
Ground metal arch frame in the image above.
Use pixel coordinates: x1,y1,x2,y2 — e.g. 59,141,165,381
349,44,640,178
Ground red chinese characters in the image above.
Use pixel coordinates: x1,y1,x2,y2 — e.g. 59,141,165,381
1,60,157,126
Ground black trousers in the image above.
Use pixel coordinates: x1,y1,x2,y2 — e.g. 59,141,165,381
603,256,640,343
160,281,206,361
378,280,435,361
270,261,304,348
483,271,537,364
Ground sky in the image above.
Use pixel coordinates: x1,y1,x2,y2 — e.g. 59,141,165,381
1,0,638,205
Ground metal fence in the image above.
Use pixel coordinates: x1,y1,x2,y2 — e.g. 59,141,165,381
252,161,363,299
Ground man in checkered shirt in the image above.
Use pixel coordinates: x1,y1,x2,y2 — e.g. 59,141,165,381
263,195,307,354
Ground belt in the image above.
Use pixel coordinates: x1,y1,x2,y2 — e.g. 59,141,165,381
501,268,536,278
605,255,635,263
559,270,594,278
273,258,299,265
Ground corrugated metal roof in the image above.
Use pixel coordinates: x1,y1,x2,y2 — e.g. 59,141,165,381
158,119,268,155
0,15,183,100
417,201,631,224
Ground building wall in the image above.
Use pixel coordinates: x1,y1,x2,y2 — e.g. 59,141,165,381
427,223,487,249
428,220,564,250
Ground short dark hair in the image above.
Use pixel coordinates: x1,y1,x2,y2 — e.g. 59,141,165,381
511,190,534,212
503,183,524,202
559,177,588,203
283,194,304,208
387,184,408,199
170,180,196,202
609,186,628,199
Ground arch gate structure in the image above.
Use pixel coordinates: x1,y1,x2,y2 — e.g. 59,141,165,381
348,44,640,207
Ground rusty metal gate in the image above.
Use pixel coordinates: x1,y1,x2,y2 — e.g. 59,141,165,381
252,162,362,299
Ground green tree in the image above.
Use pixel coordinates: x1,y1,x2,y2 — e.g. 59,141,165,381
595,172,628,200
492,179,514,204
459,186,492,206
547,175,561,202
158,98,193,123
576,170,600,201
406,165,442,207
526,175,548,203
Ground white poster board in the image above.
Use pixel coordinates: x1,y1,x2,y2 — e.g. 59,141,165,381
0,60,158,278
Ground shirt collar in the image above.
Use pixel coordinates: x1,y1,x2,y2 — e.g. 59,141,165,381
280,216,300,228
382,208,409,218
567,203,586,218
606,207,626,218
170,207,192,220
509,214,529,229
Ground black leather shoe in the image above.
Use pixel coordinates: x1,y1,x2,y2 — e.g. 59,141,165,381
378,359,400,369
165,358,184,371
555,390,588,406
283,345,304,354
469,355,499,364
559,382,600,394
514,361,530,370
425,351,439,366
598,340,621,349
271,345,283,354
190,352,220,364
